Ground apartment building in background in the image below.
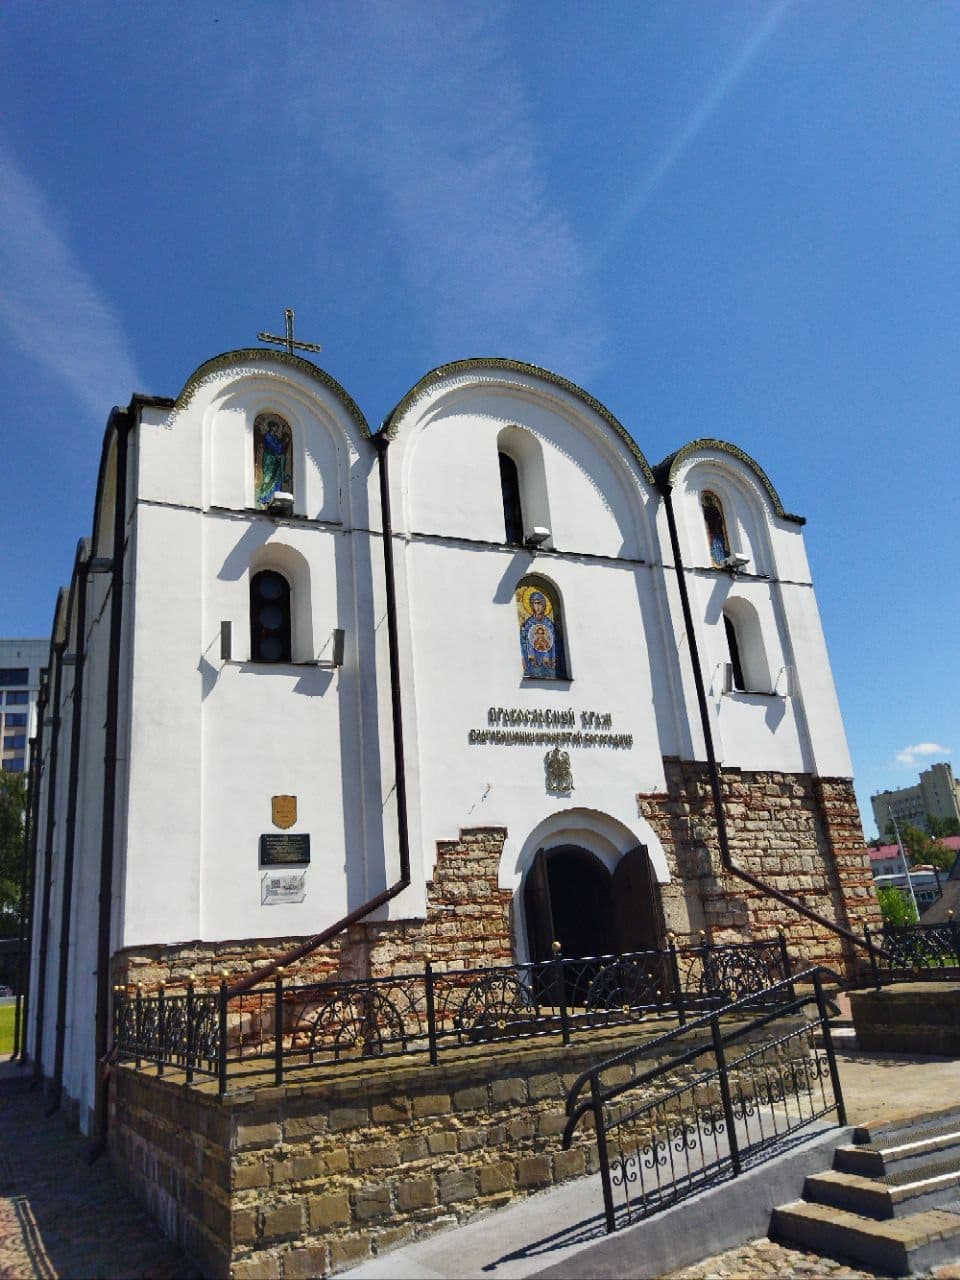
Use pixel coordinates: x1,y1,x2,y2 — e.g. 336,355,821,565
0,639,47,775
871,761,960,838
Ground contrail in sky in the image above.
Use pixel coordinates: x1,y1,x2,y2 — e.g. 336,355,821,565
0,138,142,419
605,0,793,249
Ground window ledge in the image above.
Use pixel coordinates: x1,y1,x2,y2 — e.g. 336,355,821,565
224,659,339,671
723,689,785,700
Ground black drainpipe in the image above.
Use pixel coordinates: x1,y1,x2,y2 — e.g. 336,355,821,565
660,482,876,962
89,411,131,1155
229,431,411,996
49,554,90,1113
12,729,39,1060
17,681,47,1063
31,632,65,1088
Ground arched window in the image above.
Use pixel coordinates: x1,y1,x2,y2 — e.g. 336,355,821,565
254,413,293,509
702,491,730,567
516,578,568,679
499,452,524,544
723,614,746,692
250,569,292,663
723,600,771,694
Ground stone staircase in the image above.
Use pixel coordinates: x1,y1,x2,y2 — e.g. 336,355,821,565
771,1109,960,1275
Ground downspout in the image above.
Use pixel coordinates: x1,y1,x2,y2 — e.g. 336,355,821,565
31,633,65,1087
90,411,131,1154
12,732,39,1060
18,681,47,1063
50,554,90,1113
228,430,411,996
660,481,877,961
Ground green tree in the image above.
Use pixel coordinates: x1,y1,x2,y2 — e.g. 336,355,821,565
876,885,918,926
884,821,956,873
0,773,27,934
927,815,960,840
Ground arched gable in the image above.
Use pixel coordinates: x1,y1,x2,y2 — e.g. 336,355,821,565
381,358,656,560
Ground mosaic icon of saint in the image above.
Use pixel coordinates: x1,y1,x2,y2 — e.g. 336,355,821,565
516,584,564,678
255,414,293,508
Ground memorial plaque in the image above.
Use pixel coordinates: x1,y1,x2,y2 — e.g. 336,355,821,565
261,872,306,905
259,833,311,866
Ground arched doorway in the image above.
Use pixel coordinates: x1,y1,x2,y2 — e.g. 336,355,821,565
523,844,664,963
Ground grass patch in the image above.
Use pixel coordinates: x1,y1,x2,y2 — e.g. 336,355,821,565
0,1004,16,1056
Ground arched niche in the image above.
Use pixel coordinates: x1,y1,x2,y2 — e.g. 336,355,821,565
723,595,773,693
248,542,314,663
496,424,551,546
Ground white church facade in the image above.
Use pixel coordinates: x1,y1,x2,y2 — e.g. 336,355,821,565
22,346,878,1134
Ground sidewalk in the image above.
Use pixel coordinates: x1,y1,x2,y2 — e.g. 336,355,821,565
1,1050,960,1279
0,1061,198,1279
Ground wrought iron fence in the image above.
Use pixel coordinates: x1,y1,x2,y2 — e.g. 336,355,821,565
561,967,845,1232
112,935,793,1093
864,919,960,984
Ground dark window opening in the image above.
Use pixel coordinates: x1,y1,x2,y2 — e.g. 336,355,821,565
0,669,28,687
724,614,745,691
499,452,524,544
250,570,292,663
702,492,730,567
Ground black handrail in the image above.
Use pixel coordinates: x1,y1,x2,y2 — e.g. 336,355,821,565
562,965,847,1232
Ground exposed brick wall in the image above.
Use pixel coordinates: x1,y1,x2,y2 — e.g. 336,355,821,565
111,828,512,995
638,760,881,975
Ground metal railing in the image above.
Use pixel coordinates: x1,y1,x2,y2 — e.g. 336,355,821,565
864,919,960,984
561,967,845,1232
112,935,793,1093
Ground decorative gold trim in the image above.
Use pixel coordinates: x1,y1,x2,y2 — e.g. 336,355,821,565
656,439,805,525
172,349,371,438
380,357,656,485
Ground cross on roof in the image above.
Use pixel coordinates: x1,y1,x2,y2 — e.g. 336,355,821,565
257,309,323,357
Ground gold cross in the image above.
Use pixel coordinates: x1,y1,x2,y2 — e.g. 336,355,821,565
257,308,323,357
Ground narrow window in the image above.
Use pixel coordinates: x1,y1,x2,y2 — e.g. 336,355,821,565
702,492,730,567
499,452,524,544
254,413,293,509
516,579,567,679
723,613,745,691
250,570,292,663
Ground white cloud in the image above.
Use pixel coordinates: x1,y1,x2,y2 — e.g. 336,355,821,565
282,1,605,382
0,139,142,420
895,742,951,767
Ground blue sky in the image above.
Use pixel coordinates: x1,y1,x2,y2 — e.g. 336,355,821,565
1,2,957,836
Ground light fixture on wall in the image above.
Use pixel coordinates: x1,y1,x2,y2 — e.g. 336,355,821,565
268,490,295,516
309,629,346,669
524,526,551,549
721,553,750,573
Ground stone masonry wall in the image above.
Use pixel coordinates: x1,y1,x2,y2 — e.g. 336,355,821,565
640,760,881,976
109,1013,793,1280
111,828,513,995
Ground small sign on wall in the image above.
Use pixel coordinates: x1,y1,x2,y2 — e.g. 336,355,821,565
261,871,306,905
260,833,311,866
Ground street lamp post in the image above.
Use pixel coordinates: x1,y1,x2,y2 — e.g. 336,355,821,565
889,811,920,919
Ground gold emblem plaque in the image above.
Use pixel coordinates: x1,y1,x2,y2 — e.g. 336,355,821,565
271,796,297,830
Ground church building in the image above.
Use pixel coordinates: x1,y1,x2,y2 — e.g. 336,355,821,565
22,341,878,1135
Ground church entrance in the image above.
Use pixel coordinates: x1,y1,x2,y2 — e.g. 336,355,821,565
523,844,664,964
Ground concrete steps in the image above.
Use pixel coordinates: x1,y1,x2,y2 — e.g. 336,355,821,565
771,1112,960,1274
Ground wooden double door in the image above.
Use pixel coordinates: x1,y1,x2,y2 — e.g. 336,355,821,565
522,844,664,963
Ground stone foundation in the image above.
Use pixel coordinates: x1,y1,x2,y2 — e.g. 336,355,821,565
112,827,513,994
849,983,960,1055
640,761,881,976
108,1012,801,1278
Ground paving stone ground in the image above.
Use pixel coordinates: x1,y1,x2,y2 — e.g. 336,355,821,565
666,1236,960,1280
0,1067,198,1280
